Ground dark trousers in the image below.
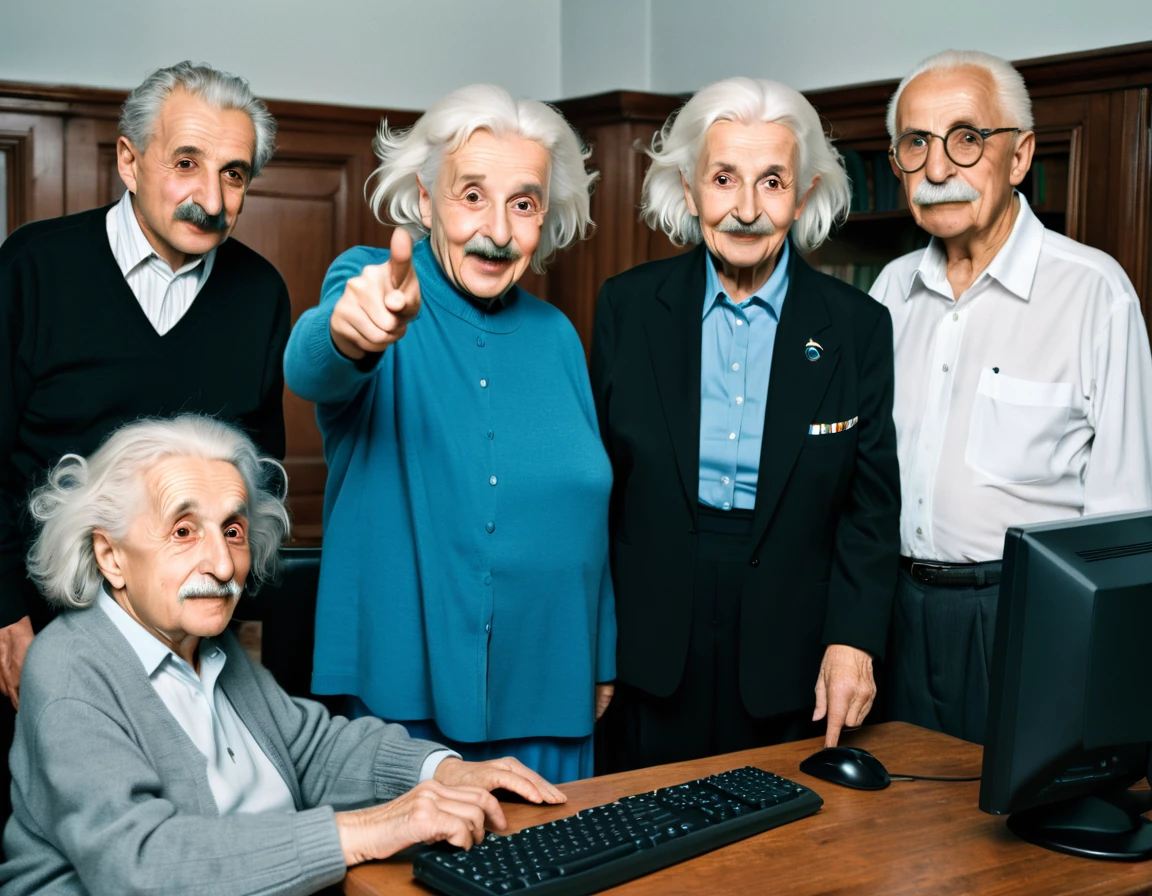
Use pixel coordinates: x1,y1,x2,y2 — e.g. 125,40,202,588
599,505,820,773
887,569,1000,745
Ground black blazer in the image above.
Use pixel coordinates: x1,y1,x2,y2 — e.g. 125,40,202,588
592,243,900,719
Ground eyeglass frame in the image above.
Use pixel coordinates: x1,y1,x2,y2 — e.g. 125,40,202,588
889,125,1022,173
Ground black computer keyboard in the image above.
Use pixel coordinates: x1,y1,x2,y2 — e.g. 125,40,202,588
413,766,823,896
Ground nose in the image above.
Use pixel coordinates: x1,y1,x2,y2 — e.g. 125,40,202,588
924,135,957,184
486,203,513,248
735,182,760,224
198,528,236,586
196,171,224,216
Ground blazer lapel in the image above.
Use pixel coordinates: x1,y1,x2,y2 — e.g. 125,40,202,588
751,253,839,550
643,245,708,522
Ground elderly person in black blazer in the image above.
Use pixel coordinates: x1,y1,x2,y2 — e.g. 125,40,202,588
593,77,900,772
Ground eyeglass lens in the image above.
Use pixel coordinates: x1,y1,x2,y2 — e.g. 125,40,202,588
896,127,985,170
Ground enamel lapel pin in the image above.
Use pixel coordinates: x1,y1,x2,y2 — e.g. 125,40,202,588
805,339,823,361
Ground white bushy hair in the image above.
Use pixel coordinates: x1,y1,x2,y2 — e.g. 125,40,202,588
366,83,599,274
886,50,1034,140
26,415,290,610
120,61,277,175
640,77,851,254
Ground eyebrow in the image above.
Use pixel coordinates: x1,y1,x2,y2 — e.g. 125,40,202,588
165,500,249,524
514,183,544,201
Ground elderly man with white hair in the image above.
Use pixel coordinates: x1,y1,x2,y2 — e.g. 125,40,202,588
870,50,1152,744
284,85,614,782
0,415,564,896
592,77,900,772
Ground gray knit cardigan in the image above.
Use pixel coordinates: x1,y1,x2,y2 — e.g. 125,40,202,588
0,604,444,895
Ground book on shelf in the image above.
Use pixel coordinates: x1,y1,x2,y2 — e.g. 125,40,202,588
816,262,887,293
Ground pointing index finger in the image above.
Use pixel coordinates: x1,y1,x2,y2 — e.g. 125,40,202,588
389,227,414,290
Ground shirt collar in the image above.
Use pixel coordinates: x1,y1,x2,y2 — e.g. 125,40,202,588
702,238,791,319
111,190,214,280
96,584,223,680
907,192,1043,303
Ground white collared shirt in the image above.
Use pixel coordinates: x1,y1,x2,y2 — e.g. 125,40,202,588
105,190,216,335
870,196,1152,562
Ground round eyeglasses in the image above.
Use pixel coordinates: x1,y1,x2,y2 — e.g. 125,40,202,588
891,125,1021,173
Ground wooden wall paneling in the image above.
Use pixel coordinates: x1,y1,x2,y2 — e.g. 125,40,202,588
0,112,64,230
1107,87,1150,320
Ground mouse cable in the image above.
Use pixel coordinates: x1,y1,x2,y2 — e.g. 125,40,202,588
889,773,982,782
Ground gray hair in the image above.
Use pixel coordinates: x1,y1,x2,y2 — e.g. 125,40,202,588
640,77,851,254
886,49,1034,141
367,83,598,274
119,61,278,176
26,416,290,610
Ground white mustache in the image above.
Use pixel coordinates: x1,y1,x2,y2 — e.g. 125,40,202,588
913,178,983,205
715,213,776,236
178,577,242,600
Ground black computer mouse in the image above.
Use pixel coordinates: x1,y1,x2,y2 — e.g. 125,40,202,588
799,746,891,790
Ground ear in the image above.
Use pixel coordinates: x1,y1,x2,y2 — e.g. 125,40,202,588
116,136,141,195
681,172,699,218
416,176,433,230
92,530,126,591
888,149,902,181
795,174,820,220
1009,130,1036,187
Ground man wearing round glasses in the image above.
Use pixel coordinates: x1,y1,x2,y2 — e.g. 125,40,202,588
870,49,1152,744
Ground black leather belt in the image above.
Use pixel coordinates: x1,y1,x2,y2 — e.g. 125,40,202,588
899,556,1002,588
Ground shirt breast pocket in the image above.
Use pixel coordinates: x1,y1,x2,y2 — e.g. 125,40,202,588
964,368,1075,484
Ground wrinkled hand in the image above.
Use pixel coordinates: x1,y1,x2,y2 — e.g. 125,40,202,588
434,756,566,805
334,778,503,866
329,227,422,360
0,616,34,710
812,644,876,748
594,683,614,722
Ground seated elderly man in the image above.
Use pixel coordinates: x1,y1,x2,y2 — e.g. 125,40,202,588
870,50,1152,744
0,415,563,896
593,78,900,772
285,85,613,781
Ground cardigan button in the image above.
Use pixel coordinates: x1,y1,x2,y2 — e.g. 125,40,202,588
749,558,760,567
485,521,495,534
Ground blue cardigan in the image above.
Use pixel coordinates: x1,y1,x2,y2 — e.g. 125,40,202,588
284,239,615,743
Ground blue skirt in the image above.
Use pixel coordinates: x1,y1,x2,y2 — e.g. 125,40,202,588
347,696,593,785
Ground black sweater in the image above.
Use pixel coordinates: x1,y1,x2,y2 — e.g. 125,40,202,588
0,205,290,626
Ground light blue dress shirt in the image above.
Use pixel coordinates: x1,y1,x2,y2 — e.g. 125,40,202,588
698,240,791,510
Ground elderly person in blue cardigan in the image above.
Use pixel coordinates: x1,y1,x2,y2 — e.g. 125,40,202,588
0,415,564,896
283,84,615,783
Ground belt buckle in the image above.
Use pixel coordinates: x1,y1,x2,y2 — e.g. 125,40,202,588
909,561,935,583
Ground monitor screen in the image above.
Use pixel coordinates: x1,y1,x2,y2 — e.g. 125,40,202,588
979,510,1152,860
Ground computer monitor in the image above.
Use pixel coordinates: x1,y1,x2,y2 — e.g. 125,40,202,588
980,510,1152,860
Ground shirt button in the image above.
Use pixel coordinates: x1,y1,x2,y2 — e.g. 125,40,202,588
732,362,740,371
489,475,497,486
729,432,736,440
479,378,488,388
916,527,923,535
476,336,485,347
722,502,731,510
485,521,495,534
942,364,949,372
918,498,924,504
952,313,959,321
736,319,744,326
721,476,730,484
735,396,743,405
484,575,492,585
749,558,760,567
486,430,494,440
485,623,491,633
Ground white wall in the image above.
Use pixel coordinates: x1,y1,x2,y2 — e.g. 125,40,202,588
1,0,1149,108
561,0,650,98
648,0,1152,94
0,0,562,109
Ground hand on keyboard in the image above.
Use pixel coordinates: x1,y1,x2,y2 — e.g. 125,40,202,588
436,756,568,807
414,766,823,896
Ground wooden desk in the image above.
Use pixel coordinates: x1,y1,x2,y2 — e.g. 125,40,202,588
344,722,1151,896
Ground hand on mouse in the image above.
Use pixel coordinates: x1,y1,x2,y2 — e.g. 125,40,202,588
812,644,876,747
